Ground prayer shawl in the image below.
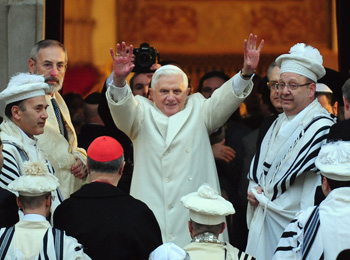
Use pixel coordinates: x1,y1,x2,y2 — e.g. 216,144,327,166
0,118,64,220
273,187,350,260
0,222,90,260
245,100,335,260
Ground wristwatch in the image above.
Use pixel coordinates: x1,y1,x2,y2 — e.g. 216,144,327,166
240,70,255,79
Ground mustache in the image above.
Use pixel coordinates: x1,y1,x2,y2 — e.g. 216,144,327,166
44,76,59,84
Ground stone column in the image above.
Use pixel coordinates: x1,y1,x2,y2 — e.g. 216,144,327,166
0,0,44,113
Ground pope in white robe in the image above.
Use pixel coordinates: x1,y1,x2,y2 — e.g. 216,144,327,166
106,35,264,247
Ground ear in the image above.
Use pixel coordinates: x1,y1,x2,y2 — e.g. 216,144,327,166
188,221,195,238
46,195,52,208
11,105,22,121
309,82,316,98
28,59,36,74
321,176,331,196
219,222,226,234
186,87,191,96
16,197,22,209
118,161,125,177
148,88,154,100
333,101,338,117
343,96,349,112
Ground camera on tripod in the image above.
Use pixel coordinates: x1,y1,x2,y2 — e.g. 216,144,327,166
132,43,160,73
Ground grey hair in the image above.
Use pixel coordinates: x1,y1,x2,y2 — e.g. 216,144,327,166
30,39,68,63
342,78,350,103
151,65,188,89
267,61,279,80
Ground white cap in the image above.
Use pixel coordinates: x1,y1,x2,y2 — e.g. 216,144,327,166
0,73,49,105
149,242,190,260
316,83,333,93
276,43,326,82
181,184,235,225
315,141,350,181
8,161,59,197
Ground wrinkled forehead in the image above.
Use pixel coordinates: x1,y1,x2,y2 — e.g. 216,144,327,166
37,46,67,63
154,74,186,90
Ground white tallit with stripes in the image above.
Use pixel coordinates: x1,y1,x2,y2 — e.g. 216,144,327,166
245,100,335,260
273,187,350,260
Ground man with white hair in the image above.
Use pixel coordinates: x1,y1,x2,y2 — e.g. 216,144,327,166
273,141,350,260
0,161,90,259
246,43,336,260
181,184,255,260
106,34,264,246
0,73,63,224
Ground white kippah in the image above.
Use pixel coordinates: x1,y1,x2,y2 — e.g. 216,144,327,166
181,184,235,225
8,161,59,197
315,141,350,181
0,73,49,105
276,43,326,82
316,83,333,93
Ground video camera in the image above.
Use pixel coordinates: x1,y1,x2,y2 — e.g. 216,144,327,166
132,43,160,73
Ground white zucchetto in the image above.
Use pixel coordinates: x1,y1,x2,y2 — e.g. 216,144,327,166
315,141,350,181
181,183,235,225
275,43,326,82
0,73,49,105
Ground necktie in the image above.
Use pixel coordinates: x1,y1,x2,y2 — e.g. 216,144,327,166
51,98,65,137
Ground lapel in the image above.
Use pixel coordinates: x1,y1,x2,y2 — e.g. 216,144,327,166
165,101,193,150
150,100,193,150
54,93,73,129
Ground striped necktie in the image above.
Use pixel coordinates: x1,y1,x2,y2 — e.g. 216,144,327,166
51,98,65,137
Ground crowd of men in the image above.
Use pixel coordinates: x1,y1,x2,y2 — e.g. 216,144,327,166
0,33,350,260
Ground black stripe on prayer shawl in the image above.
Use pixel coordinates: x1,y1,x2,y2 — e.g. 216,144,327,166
275,245,294,252
251,120,279,183
271,121,331,201
281,231,297,238
302,207,320,259
2,150,18,170
0,227,14,260
43,229,50,260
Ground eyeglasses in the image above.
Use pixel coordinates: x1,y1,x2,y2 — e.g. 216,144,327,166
267,82,278,90
275,82,312,91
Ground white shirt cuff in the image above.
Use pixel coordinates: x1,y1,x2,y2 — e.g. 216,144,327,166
232,72,254,96
108,81,130,102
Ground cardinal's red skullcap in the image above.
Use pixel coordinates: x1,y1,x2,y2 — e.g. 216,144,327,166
87,136,124,162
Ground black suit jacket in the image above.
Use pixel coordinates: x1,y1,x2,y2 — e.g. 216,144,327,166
53,182,162,260
327,119,350,142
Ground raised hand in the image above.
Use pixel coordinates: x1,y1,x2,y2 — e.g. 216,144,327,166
243,33,264,75
109,42,135,87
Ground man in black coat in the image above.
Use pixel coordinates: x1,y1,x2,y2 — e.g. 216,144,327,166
53,136,162,260
328,78,350,142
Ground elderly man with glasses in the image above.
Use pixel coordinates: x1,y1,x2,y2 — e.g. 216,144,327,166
245,43,336,260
